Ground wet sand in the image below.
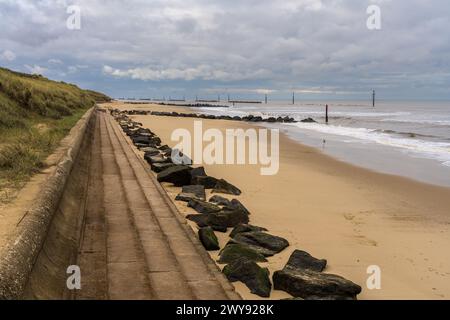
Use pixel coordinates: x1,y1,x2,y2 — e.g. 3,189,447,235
108,102,450,300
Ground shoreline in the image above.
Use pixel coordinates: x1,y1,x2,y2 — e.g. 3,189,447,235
188,101,450,188
108,102,450,300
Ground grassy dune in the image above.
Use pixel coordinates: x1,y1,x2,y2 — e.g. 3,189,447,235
0,67,110,203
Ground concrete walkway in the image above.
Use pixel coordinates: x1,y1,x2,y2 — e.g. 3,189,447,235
76,112,239,300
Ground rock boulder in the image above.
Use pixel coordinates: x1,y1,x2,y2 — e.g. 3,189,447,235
188,199,221,214
212,179,242,195
223,257,272,298
231,231,289,255
198,227,220,251
273,266,361,300
218,243,267,264
157,165,192,186
229,224,268,238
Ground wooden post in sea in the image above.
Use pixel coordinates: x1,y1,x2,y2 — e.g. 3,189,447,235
325,104,329,124
218,95,220,102
292,92,295,105
227,94,230,102
372,90,376,107
265,94,268,104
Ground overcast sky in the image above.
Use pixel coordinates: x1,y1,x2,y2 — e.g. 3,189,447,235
1,0,449,100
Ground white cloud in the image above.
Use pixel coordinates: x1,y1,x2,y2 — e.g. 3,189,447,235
0,50,16,61
48,58,63,64
24,64,47,75
103,65,271,82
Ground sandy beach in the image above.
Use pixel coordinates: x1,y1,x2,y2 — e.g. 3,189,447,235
109,102,450,300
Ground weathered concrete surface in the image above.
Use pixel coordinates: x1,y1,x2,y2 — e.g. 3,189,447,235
0,109,239,300
0,108,95,300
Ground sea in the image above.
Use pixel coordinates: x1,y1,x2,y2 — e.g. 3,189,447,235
184,100,450,188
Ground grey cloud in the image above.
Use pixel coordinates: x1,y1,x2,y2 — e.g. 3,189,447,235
0,0,449,98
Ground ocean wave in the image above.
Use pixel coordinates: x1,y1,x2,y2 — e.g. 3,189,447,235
196,106,411,119
373,129,442,140
381,118,450,126
288,122,450,165
264,111,411,119
193,107,450,167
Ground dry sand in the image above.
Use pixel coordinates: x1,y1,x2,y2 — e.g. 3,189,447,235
109,102,450,300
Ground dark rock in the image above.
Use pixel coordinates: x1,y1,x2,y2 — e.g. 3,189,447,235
144,150,162,161
207,208,250,228
198,227,220,251
150,162,175,173
285,250,327,272
182,185,206,199
157,165,192,186
161,149,173,157
186,214,228,232
229,224,268,238
158,144,171,151
132,135,161,147
218,243,267,264
186,213,227,232
226,199,250,215
138,132,153,137
250,116,263,122
137,128,152,135
273,266,361,300
212,179,242,195
232,116,242,121
209,195,231,206
134,143,150,149
267,117,277,123
227,240,276,257
186,208,249,230
191,175,219,189
175,193,201,202
158,145,172,156
150,136,162,145
141,146,160,154
132,136,151,145
300,117,316,123
146,155,170,164
188,199,221,214
186,214,209,227
190,166,207,179
223,257,272,298
231,232,289,255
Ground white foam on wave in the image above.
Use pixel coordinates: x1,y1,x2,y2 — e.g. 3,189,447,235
289,122,450,165
195,107,258,117
195,106,450,167
382,118,450,126
292,111,410,118
196,106,410,119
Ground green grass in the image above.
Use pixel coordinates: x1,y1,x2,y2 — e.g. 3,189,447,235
0,67,110,203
